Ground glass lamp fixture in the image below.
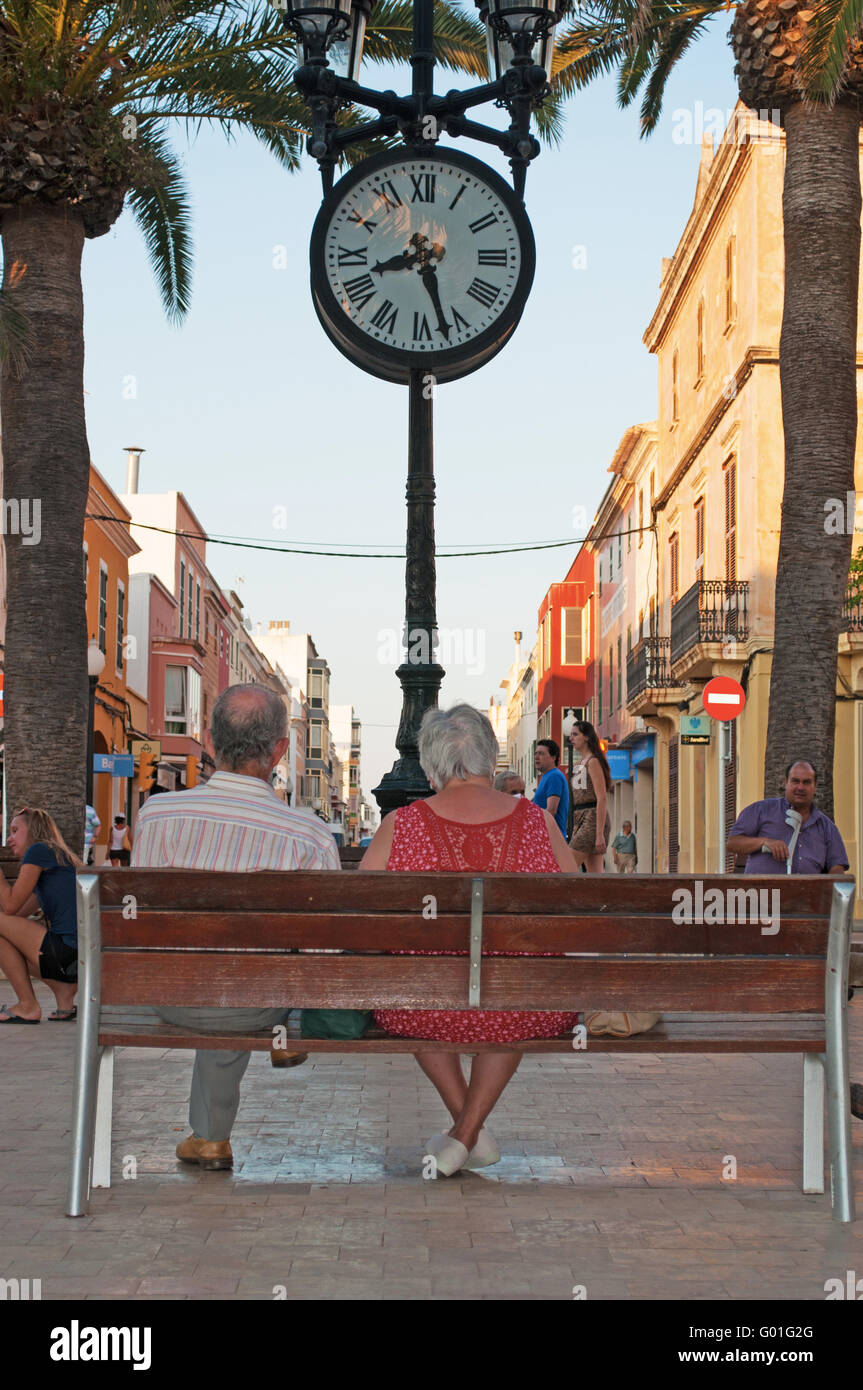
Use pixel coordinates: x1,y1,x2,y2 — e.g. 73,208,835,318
87,639,106,679
477,0,560,80
279,0,353,58
279,0,372,74
327,0,375,80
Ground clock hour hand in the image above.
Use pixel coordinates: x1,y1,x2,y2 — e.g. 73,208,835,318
419,264,451,342
372,250,418,275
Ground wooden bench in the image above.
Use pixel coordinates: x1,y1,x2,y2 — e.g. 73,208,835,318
67,869,857,1221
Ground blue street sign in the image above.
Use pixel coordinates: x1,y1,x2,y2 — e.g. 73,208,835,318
606,749,631,781
681,715,711,738
93,754,134,777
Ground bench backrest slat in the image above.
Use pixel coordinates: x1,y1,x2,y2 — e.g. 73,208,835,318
100,952,826,1013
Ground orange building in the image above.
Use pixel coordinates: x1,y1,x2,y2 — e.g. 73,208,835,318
83,465,144,856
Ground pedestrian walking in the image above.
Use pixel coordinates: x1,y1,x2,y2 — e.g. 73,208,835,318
83,803,100,866
532,739,569,838
568,721,611,873
108,815,131,867
611,821,637,873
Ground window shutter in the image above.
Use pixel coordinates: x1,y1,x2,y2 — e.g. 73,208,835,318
668,736,679,873
724,720,738,872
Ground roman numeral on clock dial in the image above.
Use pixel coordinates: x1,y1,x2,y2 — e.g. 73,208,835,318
466,277,500,309
338,245,368,266
469,212,498,235
343,273,376,308
410,173,436,203
370,299,398,334
372,180,402,212
477,249,507,267
413,312,433,342
347,210,377,235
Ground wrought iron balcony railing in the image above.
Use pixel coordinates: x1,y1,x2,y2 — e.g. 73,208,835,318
841,586,863,632
670,580,750,667
626,637,682,700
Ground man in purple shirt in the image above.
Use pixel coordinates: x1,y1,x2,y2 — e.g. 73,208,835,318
726,760,848,874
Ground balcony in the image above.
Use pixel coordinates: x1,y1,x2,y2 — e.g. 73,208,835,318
670,580,749,673
626,637,683,705
840,586,863,634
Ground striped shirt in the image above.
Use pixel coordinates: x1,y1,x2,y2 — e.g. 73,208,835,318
131,771,341,873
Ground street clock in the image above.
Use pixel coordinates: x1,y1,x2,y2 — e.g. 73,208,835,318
310,147,536,384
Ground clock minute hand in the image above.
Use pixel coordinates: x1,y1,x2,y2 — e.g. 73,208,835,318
419,265,451,341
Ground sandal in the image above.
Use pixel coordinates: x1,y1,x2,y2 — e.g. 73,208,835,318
48,1007,77,1022
0,1009,40,1024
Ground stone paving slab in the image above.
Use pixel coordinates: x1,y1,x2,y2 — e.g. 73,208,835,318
0,983,861,1301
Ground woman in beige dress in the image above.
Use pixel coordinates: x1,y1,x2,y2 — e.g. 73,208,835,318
568,720,612,872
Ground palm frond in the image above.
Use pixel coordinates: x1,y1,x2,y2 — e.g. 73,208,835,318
125,125,193,322
798,0,863,100
637,14,712,131
360,0,487,77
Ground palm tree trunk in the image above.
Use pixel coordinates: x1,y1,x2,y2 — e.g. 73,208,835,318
764,103,860,820
0,204,90,853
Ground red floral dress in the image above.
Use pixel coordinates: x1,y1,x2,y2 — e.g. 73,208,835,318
374,797,579,1043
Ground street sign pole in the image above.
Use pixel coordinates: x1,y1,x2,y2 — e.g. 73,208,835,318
717,718,725,873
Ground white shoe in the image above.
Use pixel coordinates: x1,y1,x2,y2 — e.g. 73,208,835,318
463,1127,501,1170
424,1132,470,1177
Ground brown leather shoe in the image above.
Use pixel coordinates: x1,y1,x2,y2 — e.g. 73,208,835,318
176,1134,233,1170
270,1050,309,1069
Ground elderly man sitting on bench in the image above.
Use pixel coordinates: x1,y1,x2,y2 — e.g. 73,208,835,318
131,684,340,1171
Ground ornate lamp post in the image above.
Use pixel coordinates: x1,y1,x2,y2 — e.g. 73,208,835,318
282,0,560,811
86,639,106,808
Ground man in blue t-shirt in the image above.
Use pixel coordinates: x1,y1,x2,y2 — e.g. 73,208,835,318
533,738,569,838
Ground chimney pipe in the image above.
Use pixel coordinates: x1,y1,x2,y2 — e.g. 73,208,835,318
124,446,145,494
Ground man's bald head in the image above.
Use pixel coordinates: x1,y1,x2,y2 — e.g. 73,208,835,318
211,684,287,774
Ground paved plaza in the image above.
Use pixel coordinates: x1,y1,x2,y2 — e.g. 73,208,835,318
2,981,862,1302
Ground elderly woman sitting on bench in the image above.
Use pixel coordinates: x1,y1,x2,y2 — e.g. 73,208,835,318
361,704,578,1177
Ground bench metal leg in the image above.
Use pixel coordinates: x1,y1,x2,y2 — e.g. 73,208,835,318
92,1047,114,1189
66,874,102,1218
824,882,856,1223
802,1053,825,1194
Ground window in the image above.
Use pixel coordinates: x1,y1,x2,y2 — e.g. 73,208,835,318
638,490,644,548
617,529,622,570
179,560,186,636
694,496,705,579
725,236,736,328
696,297,705,383
562,608,583,665
598,556,603,598
627,512,632,552
308,720,325,759
186,569,193,639
627,623,632,654
617,634,623,708
648,595,656,636
98,563,108,653
165,666,187,733
724,457,737,580
219,630,224,660
608,645,613,717
671,349,679,423
195,582,201,644
669,532,680,605
638,609,644,640
309,670,324,708
116,582,125,671
83,545,88,589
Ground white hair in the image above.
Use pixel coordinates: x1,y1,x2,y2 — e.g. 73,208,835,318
418,704,499,788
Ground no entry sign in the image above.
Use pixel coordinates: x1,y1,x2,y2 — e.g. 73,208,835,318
703,676,745,720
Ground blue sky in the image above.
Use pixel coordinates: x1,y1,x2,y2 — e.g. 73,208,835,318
82,15,739,799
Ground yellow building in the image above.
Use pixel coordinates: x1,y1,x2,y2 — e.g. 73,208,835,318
630,106,863,908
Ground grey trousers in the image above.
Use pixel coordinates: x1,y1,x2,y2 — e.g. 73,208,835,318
157,1007,291,1142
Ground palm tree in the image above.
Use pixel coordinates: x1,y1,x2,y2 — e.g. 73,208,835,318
552,0,863,819
0,0,484,851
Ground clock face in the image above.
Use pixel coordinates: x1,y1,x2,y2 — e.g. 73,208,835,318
310,148,535,384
